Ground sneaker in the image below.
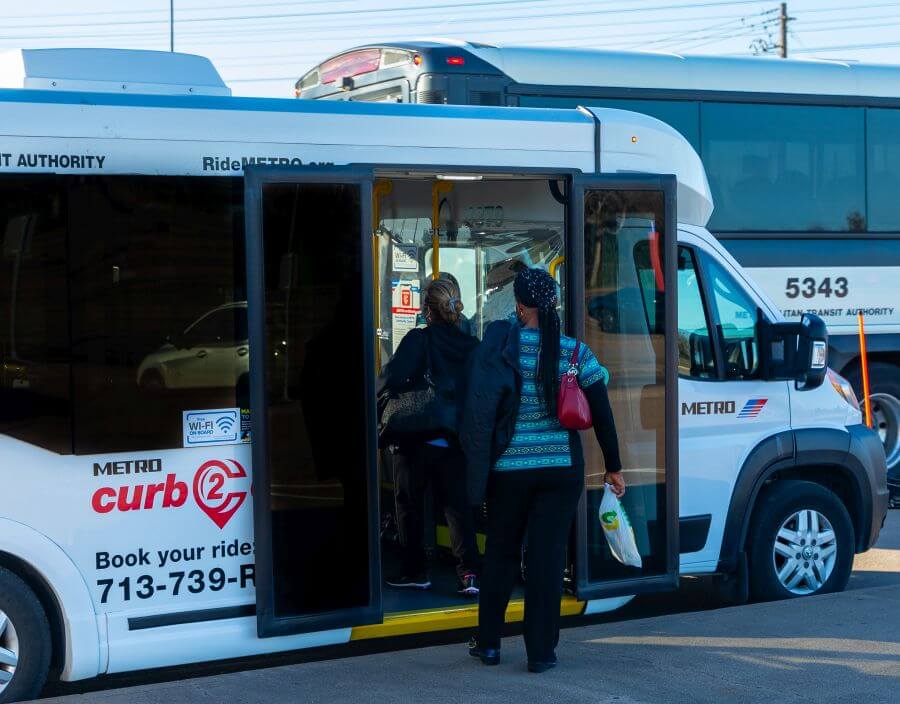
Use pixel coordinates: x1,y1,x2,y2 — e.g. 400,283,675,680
385,573,431,590
458,573,479,596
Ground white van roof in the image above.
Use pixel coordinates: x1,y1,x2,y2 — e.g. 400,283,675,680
0,48,231,96
0,51,712,226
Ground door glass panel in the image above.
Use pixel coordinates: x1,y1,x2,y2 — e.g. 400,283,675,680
259,181,373,620
582,189,668,581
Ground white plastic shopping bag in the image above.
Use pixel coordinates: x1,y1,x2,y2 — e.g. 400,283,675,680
599,483,642,568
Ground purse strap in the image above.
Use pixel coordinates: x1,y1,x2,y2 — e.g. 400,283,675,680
567,340,581,375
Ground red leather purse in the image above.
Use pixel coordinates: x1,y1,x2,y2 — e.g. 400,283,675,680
557,340,593,430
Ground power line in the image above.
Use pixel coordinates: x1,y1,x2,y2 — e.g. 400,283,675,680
0,0,775,31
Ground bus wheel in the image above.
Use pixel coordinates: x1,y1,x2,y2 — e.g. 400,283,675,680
846,362,900,472
747,480,854,602
0,567,51,704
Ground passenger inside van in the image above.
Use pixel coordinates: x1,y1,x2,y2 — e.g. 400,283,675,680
378,278,481,596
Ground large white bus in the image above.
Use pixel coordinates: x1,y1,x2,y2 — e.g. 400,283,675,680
297,42,900,478
0,48,887,702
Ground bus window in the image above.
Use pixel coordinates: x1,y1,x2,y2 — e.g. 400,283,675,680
702,103,865,232
0,176,71,454
68,176,245,454
867,108,900,232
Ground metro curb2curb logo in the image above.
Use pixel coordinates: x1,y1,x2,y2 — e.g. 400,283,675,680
92,459,249,529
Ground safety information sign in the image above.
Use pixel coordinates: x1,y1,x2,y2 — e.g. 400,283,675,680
183,408,242,447
391,279,421,353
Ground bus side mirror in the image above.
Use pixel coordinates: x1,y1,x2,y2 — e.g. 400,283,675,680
758,312,828,390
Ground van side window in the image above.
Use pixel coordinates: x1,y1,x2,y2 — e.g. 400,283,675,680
676,247,717,379
702,254,760,380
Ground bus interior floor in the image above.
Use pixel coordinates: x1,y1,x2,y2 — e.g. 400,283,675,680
381,547,523,614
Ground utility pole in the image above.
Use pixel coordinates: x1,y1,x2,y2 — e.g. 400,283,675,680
170,0,174,52
779,2,789,58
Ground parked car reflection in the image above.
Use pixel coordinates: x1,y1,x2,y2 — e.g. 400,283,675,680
137,302,248,390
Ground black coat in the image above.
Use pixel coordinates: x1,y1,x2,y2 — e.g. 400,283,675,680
460,320,622,506
377,321,479,441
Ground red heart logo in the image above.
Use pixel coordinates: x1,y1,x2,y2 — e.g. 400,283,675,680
193,459,248,529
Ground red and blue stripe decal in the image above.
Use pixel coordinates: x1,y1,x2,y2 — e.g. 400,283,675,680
737,398,768,419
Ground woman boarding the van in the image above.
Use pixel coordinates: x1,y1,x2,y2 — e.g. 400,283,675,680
378,278,482,596
462,267,624,672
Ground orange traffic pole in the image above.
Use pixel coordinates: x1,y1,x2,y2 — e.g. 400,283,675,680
858,312,873,428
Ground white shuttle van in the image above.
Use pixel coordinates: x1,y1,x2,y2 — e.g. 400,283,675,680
0,49,888,702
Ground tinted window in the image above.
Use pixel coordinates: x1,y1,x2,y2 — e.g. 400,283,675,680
702,254,759,380
867,108,900,232
0,177,71,453
68,177,244,454
702,103,865,232
257,182,372,620
518,96,700,148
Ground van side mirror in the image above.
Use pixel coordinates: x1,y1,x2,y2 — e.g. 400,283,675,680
758,311,828,390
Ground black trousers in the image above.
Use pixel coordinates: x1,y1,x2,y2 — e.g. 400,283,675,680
393,444,481,580
478,466,583,662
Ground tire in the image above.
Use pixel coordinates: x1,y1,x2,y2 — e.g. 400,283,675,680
139,370,165,391
747,480,854,602
845,362,900,472
0,567,51,704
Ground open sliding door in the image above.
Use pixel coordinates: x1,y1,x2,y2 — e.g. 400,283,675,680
568,174,679,601
244,165,382,637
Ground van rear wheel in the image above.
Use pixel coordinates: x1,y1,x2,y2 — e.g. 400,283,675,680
0,567,51,704
748,480,854,601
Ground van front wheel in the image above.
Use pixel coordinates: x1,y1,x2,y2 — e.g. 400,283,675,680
748,480,854,601
0,567,51,704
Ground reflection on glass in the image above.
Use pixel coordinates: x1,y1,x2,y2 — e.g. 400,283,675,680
260,182,372,619
583,189,667,582
137,303,248,391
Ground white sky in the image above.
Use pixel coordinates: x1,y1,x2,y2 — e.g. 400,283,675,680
1,0,898,97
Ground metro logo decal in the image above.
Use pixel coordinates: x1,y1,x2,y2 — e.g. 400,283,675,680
193,459,249,529
737,398,768,419
91,459,249,529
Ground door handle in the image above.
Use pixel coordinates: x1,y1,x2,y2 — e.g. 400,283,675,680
196,350,208,358
237,347,249,356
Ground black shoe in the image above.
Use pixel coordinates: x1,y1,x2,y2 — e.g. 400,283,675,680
385,573,431,590
458,573,479,597
528,653,558,673
468,636,500,666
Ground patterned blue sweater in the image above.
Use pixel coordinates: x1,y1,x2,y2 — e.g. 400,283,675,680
494,328,609,470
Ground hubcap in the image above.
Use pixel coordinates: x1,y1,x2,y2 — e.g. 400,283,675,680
0,609,19,693
870,392,900,471
772,509,837,595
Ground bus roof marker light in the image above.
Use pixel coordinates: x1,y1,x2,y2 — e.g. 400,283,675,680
413,54,423,66
631,135,638,143
436,174,482,181
446,56,465,66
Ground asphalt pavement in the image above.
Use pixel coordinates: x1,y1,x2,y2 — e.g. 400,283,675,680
36,511,900,704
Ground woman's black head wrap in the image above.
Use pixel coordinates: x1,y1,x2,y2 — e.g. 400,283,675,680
514,267,558,310
514,267,561,415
